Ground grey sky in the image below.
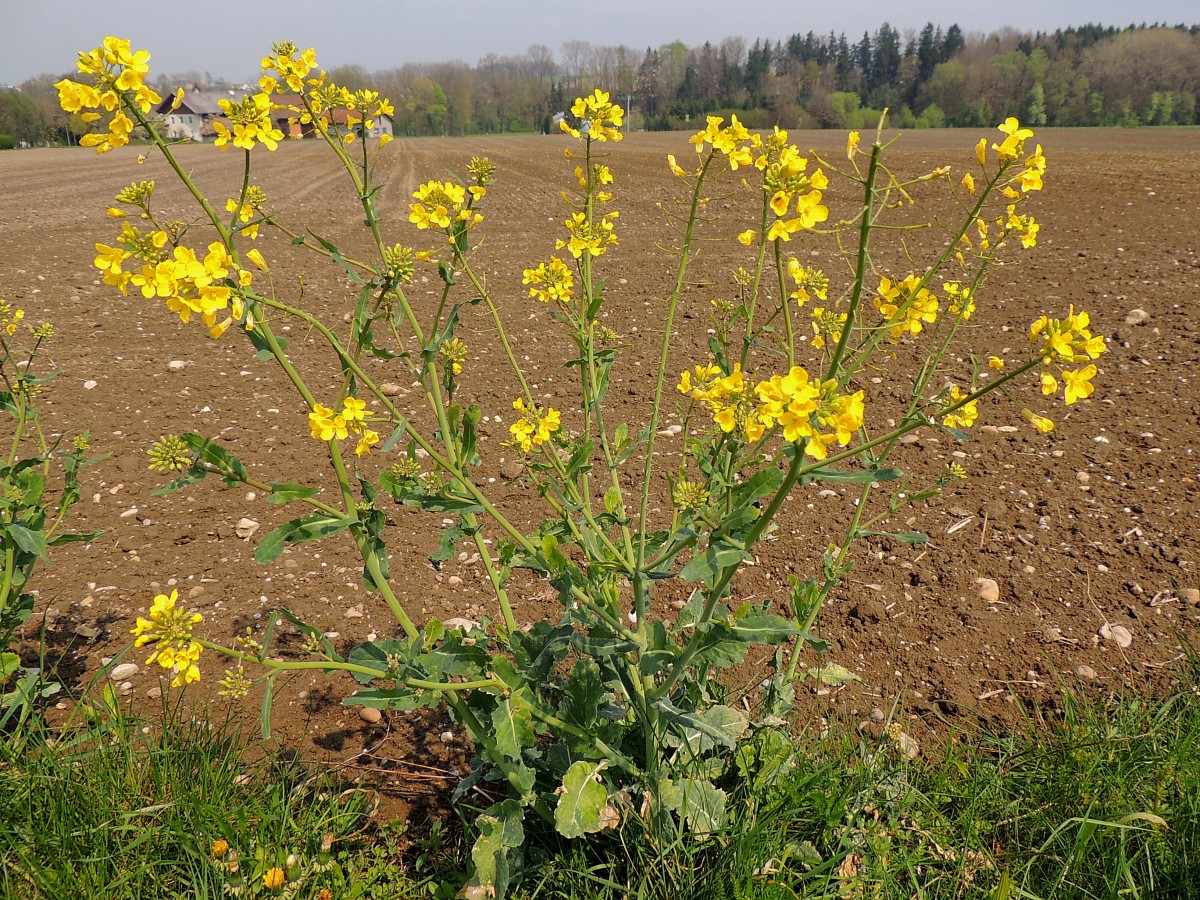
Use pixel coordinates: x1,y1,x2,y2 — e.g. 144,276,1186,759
2,0,1196,85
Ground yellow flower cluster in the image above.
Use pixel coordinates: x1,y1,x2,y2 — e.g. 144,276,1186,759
212,93,284,151
509,398,561,452
943,281,975,320
523,257,575,303
759,128,830,241
261,41,319,93
988,118,1043,177
439,337,468,375
132,589,203,688
1031,307,1106,405
756,368,865,459
562,89,624,142
787,260,829,307
689,114,753,167
941,385,979,430
260,44,395,146
95,224,253,338
409,180,483,234
810,306,847,350
55,37,162,153
557,211,619,258
678,362,865,460
873,275,939,343
308,397,380,457
1,300,24,337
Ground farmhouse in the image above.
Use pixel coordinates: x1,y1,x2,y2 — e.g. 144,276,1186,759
154,91,229,142
155,90,394,142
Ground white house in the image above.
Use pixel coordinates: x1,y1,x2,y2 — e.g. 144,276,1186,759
155,91,228,142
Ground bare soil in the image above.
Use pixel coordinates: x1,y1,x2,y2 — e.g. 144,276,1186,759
3,128,1199,814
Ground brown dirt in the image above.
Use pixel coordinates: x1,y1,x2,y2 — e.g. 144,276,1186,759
3,128,1199,814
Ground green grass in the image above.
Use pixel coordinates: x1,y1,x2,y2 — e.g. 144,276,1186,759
0,698,423,899
519,676,1200,900
2,673,1199,900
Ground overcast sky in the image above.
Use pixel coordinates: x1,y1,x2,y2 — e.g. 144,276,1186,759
3,0,1197,84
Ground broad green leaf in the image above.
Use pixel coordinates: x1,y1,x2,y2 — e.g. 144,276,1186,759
264,482,320,503
0,652,20,681
254,512,354,564
348,639,407,685
554,761,609,839
471,800,524,899
562,658,601,727
806,662,861,686
491,697,535,760
47,530,102,546
679,778,727,836
728,613,800,644
570,633,638,658
3,524,48,561
656,700,747,753
680,542,750,585
343,687,424,712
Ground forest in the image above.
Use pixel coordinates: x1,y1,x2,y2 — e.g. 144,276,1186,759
2,20,1199,144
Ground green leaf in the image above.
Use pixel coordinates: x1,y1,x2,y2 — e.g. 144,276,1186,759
264,482,320,504
679,542,750,586
656,700,747,753
0,652,20,682
562,658,601,727
860,529,929,545
254,512,354,564
3,524,48,561
728,613,800,645
343,686,424,711
678,778,727,836
806,662,861,686
491,698,535,761
348,639,407,685
46,530,102,546
570,633,638,658
804,466,903,484
471,800,524,900
180,433,249,485
260,673,277,740
554,761,609,839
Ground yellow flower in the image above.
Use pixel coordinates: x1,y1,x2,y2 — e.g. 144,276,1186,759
737,229,756,246
522,258,574,303
1021,409,1055,433
961,172,975,195
1041,372,1058,396
1062,365,1097,404
509,398,561,452
941,385,978,430
846,131,860,159
989,356,1005,371
975,137,987,167
263,867,286,890
355,429,380,458
131,589,203,688
246,249,269,272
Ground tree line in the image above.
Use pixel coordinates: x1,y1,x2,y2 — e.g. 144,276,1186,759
3,20,1199,145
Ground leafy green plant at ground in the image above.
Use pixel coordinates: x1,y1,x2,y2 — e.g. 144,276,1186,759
55,36,1105,897
2,676,1197,899
0,299,99,726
